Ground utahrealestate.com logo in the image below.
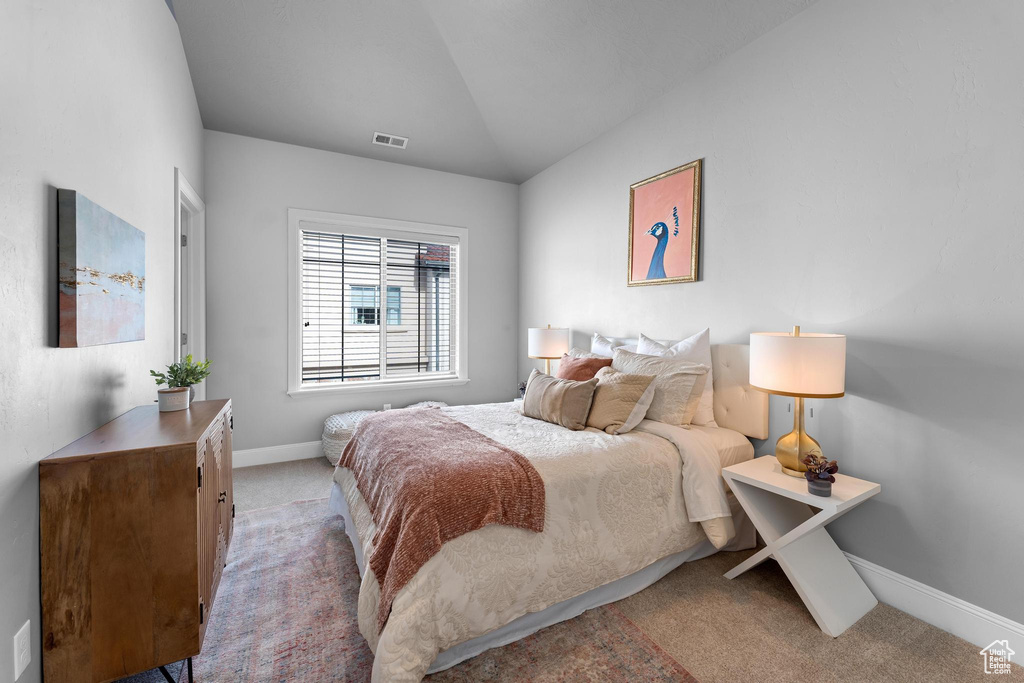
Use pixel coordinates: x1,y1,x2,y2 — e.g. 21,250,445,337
980,640,1015,675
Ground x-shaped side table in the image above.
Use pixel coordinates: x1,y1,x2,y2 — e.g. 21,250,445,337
723,456,881,637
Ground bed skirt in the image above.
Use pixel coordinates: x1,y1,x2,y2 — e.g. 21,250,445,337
328,479,754,674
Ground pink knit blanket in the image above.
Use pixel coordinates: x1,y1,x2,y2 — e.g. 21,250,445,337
339,407,546,633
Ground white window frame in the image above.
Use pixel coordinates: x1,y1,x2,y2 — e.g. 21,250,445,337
287,208,469,397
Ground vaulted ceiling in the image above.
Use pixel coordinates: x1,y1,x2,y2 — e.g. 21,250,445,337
173,0,816,183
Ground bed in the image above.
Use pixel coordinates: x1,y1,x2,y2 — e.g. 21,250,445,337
328,343,769,681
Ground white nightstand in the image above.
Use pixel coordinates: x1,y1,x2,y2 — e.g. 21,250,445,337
722,456,881,637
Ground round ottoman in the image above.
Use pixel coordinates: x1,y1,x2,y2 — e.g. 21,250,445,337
322,410,376,466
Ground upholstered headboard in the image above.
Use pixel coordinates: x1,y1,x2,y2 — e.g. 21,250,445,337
587,336,769,440
710,344,769,440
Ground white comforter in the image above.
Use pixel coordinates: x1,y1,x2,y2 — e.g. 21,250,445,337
334,402,737,681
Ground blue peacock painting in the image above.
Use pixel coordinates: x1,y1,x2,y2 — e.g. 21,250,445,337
645,222,680,279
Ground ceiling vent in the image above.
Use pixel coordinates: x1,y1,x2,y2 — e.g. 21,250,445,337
372,132,409,150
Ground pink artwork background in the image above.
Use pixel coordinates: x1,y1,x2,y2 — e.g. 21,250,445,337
630,166,695,281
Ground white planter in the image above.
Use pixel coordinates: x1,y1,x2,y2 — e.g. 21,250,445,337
158,387,190,412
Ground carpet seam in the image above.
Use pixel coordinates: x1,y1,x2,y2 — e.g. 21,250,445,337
235,496,331,516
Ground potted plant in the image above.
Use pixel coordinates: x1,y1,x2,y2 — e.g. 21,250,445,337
151,355,211,411
802,452,838,497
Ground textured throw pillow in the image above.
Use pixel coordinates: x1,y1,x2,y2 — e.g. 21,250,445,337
521,369,598,431
637,329,717,427
611,348,709,426
568,347,604,359
586,367,657,435
555,353,612,381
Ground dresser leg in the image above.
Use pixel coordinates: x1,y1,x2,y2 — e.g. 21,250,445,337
156,658,193,683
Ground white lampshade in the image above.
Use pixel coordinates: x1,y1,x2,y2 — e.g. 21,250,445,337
749,331,846,398
528,326,569,359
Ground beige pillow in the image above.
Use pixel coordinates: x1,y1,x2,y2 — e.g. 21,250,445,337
611,348,709,426
567,347,604,359
586,367,657,435
521,369,598,431
637,329,717,427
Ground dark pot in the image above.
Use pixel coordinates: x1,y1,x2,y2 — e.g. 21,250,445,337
807,478,832,497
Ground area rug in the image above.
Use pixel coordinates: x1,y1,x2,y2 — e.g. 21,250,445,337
122,499,696,682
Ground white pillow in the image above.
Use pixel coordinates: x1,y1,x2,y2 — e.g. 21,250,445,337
611,348,708,426
590,333,623,358
637,329,717,427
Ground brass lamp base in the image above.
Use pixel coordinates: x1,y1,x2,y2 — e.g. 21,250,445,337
774,396,822,477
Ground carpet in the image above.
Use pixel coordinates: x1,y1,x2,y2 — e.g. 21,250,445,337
232,458,336,514
123,458,1023,683
121,498,695,682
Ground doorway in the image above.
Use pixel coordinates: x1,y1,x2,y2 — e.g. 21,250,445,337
174,168,207,400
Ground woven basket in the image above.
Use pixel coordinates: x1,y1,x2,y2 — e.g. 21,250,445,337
322,410,377,466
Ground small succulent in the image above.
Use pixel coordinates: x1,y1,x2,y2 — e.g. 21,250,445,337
802,452,838,483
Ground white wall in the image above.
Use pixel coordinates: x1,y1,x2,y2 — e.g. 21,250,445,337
204,131,519,451
0,1,203,681
519,0,1024,622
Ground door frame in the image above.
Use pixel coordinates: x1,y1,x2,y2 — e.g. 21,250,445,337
174,168,208,400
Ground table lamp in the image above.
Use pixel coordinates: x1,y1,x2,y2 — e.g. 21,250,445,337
750,326,846,477
528,325,569,375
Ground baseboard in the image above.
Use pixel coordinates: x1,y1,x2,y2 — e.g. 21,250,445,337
233,440,323,469
845,552,1024,649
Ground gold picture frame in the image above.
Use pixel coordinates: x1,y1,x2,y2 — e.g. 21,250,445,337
627,158,702,286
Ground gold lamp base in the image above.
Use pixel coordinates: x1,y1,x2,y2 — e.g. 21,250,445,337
774,396,822,477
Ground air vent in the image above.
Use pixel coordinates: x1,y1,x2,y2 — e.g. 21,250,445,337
372,132,408,150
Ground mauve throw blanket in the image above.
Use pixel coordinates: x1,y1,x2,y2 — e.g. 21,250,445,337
339,407,546,633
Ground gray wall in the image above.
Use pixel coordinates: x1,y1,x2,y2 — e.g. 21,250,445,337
0,1,204,680
518,0,1023,621
204,131,519,451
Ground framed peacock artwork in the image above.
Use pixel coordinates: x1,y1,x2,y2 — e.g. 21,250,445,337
627,158,702,286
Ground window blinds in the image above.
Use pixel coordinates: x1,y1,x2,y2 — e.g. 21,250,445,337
301,229,457,385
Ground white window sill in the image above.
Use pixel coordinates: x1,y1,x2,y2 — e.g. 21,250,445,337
288,376,470,398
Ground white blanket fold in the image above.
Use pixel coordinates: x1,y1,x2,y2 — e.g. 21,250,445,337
632,419,736,548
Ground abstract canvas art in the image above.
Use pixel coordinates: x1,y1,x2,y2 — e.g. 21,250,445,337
627,158,702,286
58,190,145,347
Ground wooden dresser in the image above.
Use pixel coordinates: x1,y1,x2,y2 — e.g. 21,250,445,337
40,399,234,683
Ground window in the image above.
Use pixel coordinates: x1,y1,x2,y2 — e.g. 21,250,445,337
350,285,379,325
387,286,401,325
349,285,402,325
288,209,468,395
